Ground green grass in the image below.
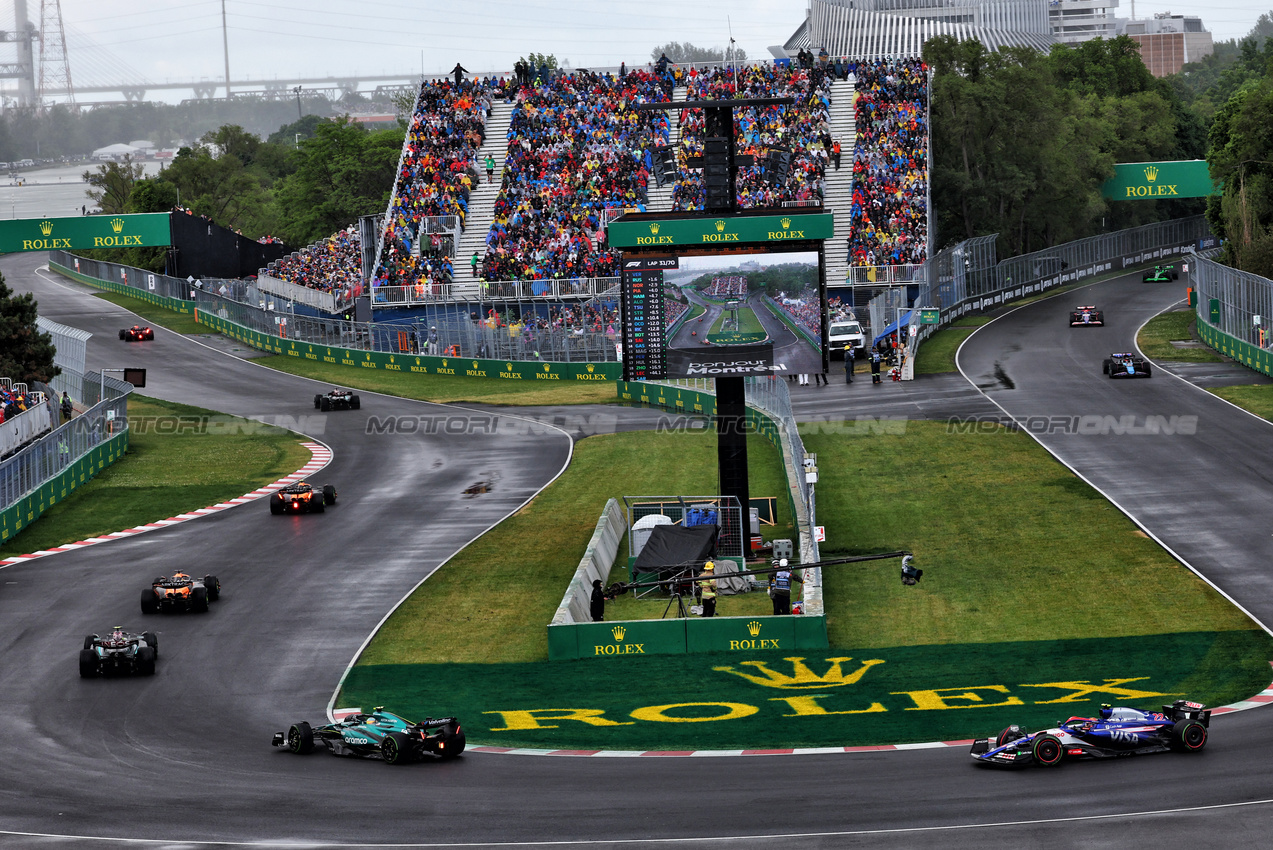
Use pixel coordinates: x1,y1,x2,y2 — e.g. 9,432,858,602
0,395,311,555
709,306,764,336
1210,385,1273,420
1138,309,1224,363
94,292,204,334
914,316,992,375
804,421,1260,647
355,430,793,665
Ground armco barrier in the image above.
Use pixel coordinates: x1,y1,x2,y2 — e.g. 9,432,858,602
195,310,620,381
50,260,197,315
0,431,129,545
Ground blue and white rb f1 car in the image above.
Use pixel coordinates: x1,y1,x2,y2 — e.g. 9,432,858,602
970,700,1210,767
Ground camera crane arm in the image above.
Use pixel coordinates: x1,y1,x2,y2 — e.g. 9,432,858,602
604,551,918,598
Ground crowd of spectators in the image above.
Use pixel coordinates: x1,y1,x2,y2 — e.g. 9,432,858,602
773,289,822,336
665,293,689,328
703,275,747,298
479,69,670,283
376,78,500,291
267,227,364,302
847,57,930,267
670,63,831,211
0,382,34,425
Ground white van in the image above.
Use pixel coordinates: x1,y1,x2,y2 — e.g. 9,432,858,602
827,317,866,356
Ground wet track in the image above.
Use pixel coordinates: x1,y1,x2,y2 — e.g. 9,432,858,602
3,256,1273,847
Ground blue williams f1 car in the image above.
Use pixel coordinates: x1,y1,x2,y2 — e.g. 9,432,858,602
970,700,1210,768
273,707,465,765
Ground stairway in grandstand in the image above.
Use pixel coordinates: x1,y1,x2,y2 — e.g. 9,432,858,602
823,77,856,291
453,100,514,298
644,86,685,214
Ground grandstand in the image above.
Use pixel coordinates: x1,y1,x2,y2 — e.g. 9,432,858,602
704,276,748,298
265,56,927,329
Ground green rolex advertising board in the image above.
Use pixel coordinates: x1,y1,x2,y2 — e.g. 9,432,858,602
1102,161,1217,200
608,212,834,248
0,213,172,253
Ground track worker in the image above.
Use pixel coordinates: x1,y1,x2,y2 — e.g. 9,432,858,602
769,559,801,615
590,579,606,622
697,561,717,617
60,391,73,422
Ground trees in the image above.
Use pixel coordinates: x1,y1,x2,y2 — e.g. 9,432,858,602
83,157,145,214
0,272,58,386
650,41,746,64
1205,77,1273,277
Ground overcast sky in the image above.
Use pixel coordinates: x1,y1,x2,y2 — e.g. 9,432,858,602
20,0,1273,97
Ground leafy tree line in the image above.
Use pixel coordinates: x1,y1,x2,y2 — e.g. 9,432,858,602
79,116,403,271
925,34,1206,258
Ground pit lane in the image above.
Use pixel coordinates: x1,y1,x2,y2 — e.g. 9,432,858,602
1,256,1272,847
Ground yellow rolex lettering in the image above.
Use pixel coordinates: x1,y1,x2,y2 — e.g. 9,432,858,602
1019,677,1181,704
770,695,887,717
894,685,1023,710
484,708,633,730
630,702,758,723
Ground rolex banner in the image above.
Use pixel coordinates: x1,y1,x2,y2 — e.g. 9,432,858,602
0,213,172,253
1101,160,1217,200
665,342,777,378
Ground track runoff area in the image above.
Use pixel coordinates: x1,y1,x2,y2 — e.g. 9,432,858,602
336,211,1273,754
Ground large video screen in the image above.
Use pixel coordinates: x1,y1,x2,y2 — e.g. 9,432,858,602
621,248,826,380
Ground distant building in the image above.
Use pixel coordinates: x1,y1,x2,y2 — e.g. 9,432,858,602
778,0,1055,60
1119,13,1213,76
1049,0,1121,44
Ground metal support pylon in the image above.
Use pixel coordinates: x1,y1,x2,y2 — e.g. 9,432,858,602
37,0,74,106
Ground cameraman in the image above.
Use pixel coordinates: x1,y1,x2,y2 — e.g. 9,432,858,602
769,559,801,615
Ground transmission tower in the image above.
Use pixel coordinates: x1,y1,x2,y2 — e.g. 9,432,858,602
37,0,73,106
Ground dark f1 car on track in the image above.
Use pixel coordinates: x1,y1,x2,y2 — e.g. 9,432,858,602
1103,352,1152,378
970,700,1210,768
1142,265,1179,282
1069,305,1104,326
119,325,155,341
273,708,465,765
141,571,221,614
314,389,360,411
269,481,337,514
79,626,159,677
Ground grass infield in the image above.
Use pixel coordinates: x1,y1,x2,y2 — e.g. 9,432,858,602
0,396,310,555
1138,309,1223,363
914,316,992,375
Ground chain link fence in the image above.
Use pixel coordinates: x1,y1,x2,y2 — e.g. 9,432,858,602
51,251,257,304
1192,255,1273,346
1,369,131,515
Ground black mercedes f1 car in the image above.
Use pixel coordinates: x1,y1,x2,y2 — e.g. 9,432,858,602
80,626,159,677
273,708,465,765
314,389,360,411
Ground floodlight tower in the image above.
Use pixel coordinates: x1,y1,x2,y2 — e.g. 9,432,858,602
37,0,74,106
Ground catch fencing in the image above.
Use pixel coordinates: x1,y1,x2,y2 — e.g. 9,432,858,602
0,368,131,519
50,251,256,304
1191,255,1273,376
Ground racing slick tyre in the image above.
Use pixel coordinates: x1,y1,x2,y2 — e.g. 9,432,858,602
1102,359,1112,375
140,589,158,615
269,494,285,515
1032,734,1064,767
203,575,220,601
1142,364,1152,377
191,586,209,613
382,731,415,765
322,485,337,505
351,395,361,410
996,725,1027,747
438,723,465,759
83,634,98,650
143,632,159,659
314,395,322,410
78,649,99,678
1172,719,1207,752
320,397,331,412
118,330,126,340
310,497,325,513
136,645,156,675
287,722,314,755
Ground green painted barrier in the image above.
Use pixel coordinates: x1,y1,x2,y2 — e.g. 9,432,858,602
567,619,688,659
1197,319,1273,376
49,261,196,315
687,615,796,653
550,613,828,660
0,431,129,546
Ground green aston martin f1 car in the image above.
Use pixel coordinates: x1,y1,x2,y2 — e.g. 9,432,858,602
1142,265,1179,282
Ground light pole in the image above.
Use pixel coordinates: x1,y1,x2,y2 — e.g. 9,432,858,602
293,86,303,121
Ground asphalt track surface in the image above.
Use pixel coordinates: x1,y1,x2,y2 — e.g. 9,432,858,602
3,256,1273,847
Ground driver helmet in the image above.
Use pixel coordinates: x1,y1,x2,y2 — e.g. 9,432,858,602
1098,704,1113,720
